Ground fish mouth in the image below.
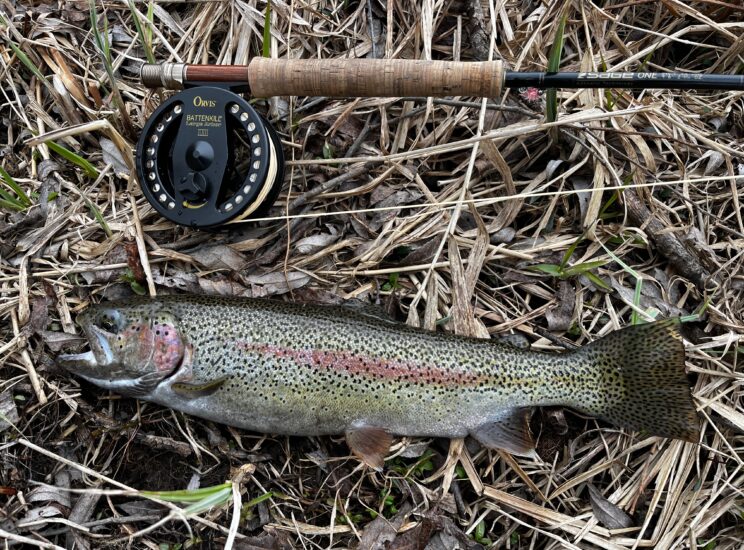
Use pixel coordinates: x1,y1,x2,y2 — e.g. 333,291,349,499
57,350,98,371
58,325,115,376
58,323,183,396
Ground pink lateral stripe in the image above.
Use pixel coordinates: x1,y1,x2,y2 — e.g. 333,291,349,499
235,341,483,386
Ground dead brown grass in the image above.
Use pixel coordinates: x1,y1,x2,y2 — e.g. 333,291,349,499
1,1,743,548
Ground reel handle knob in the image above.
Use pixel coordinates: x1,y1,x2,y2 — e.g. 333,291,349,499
179,172,209,202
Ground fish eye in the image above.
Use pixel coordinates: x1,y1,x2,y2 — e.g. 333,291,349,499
97,312,121,334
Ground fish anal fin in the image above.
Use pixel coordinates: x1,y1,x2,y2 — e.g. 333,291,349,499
345,426,393,470
171,377,227,399
471,408,536,458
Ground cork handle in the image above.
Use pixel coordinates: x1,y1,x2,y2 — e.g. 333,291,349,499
247,58,504,98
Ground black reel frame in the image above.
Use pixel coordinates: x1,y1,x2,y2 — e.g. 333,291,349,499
136,85,284,228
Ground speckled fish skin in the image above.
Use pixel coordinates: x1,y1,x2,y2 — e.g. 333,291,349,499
58,294,700,453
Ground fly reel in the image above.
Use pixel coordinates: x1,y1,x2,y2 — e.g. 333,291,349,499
135,86,284,228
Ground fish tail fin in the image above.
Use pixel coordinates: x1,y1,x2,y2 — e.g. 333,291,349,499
579,319,700,442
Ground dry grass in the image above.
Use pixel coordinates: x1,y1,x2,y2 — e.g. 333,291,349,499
1,1,743,548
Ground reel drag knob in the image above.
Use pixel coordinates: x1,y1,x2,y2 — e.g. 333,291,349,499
136,86,284,228
186,140,215,171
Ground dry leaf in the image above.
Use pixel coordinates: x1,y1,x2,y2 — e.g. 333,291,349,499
587,484,633,530
245,271,311,296
40,331,86,352
0,390,20,434
234,530,293,550
358,502,411,550
294,232,339,255
198,276,249,297
100,137,130,176
545,281,575,332
190,245,248,272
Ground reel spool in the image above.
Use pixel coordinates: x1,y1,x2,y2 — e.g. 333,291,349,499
135,86,284,228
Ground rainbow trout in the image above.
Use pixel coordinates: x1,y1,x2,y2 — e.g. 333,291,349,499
58,294,699,468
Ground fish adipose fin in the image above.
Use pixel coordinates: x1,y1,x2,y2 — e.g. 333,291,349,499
581,319,700,442
345,426,393,470
471,408,536,457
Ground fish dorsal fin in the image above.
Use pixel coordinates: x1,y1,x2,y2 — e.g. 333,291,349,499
495,333,531,350
345,426,393,470
471,408,536,458
171,377,227,399
343,300,398,324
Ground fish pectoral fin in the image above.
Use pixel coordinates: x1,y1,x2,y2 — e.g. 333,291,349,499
171,377,227,399
170,343,195,384
345,426,393,471
127,371,165,397
471,408,536,458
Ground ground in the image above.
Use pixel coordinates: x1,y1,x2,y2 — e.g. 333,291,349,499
1,1,743,549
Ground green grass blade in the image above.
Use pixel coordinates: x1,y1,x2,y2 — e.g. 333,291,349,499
127,0,155,64
141,483,234,517
7,41,54,93
263,0,272,58
598,239,655,323
89,0,111,65
83,196,112,238
146,1,154,55
560,235,584,269
0,164,31,206
631,277,643,325
546,5,568,125
527,264,563,276
183,485,233,515
244,492,273,509
46,141,99,178
88,0,136,137
0,187,19,203
0,197,26,211
563,260,608,277
142,483,233,504
584,271,611,291
598,239,640,279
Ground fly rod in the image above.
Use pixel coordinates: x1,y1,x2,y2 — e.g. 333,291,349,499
135,59,744,229
140,59,744,95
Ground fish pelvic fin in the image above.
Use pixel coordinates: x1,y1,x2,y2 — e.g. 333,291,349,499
345,426,393,471
580,319,700,442
471,408,536,458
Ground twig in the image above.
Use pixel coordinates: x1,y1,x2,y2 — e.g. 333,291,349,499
623,189,717,291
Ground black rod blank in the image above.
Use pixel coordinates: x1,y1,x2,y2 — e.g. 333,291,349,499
505,71,744,91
